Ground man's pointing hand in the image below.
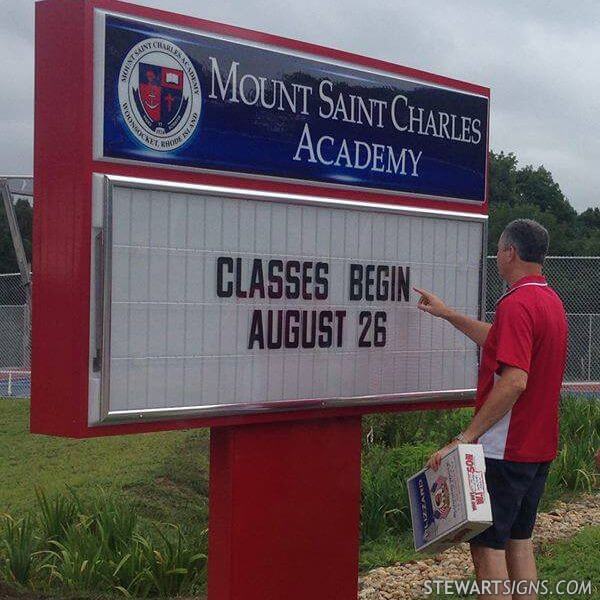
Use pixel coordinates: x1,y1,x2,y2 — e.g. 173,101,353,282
414,287,450,319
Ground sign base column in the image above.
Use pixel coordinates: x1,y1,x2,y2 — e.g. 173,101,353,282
208,416,362,600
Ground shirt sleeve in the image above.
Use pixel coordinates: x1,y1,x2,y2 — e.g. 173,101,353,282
494,299,534,374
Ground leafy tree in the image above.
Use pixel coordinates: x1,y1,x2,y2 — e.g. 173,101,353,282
488,201,573,256
515,165,577,224
487,151,599,255
488,151,519,206
578,207,600,231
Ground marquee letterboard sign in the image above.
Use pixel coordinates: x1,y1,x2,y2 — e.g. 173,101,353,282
91,176,484,424
33,0,489,436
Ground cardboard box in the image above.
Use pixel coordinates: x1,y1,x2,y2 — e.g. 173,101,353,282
407,444,492,553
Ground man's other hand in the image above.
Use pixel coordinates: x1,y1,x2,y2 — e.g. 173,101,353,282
414,287,450,319
426,439,459,471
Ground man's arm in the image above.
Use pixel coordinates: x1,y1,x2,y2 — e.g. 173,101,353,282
426,366,527,470
461,366,527,442
414,287,491,347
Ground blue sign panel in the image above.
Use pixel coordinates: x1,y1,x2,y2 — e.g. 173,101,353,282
100,15,488,202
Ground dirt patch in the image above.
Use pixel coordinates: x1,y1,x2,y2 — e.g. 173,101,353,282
0,582,45,600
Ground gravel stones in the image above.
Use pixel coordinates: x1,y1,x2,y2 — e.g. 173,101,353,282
358,493,600,599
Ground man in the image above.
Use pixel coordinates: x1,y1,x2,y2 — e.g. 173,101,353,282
415,219,568,600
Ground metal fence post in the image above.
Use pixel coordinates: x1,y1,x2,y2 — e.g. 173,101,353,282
0,179,32,310
588,314,593,382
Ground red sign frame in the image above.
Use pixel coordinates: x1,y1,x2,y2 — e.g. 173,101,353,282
33,3,490,598
32,0,489,439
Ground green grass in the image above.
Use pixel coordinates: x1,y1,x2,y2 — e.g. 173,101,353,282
537,526,600,598
0,398,209,535
0,395,598,596
360,531,419,571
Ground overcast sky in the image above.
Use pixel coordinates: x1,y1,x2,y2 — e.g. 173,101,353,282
1,0,598,212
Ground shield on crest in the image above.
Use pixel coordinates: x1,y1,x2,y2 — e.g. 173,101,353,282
133,62,186,132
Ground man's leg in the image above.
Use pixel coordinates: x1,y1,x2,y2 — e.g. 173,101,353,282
504,461,551,599
470,545,510,599
506,538,537,599
469,458,542,599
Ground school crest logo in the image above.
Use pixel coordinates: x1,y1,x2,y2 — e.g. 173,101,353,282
118,38,201,151
430,475,451,519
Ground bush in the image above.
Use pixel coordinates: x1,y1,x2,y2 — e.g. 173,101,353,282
543,396,600,507
0,515,38,585
363,407,471,448
35,487,77,544
360,397,600,550
361,406,471,544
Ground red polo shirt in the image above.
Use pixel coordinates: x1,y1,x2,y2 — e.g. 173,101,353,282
475,275,568,462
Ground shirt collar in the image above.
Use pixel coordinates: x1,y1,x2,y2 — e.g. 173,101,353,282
495,274,548,308
509,274,547,289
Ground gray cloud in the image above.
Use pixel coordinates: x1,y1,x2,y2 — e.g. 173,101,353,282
1,0,598,211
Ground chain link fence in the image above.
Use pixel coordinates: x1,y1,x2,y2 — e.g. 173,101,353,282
0,258,599,398
0,273,31,397
486,257,600,395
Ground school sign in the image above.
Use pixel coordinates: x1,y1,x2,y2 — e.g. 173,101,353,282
33,2,489,599
99,14,487,202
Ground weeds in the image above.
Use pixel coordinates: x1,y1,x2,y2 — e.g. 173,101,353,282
360,396,600,550
0,515,38,585
548,396,600,493
139,525,206,597
0,489,207,597
361,444,435,542
35,487,77,544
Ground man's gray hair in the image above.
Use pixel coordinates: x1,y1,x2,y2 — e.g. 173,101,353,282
501,219,549,265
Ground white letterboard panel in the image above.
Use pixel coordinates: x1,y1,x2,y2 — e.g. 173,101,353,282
96,178,485,423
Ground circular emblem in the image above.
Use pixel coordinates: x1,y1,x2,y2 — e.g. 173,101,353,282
118,38,201,151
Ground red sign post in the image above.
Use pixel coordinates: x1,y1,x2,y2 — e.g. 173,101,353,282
33,1,489,598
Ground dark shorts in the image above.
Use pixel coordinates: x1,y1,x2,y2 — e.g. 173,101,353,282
469,457,551,550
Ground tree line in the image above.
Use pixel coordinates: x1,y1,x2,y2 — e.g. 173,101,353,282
488,151,599,255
